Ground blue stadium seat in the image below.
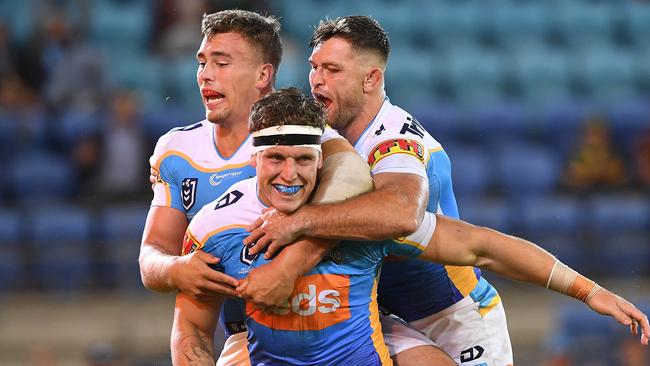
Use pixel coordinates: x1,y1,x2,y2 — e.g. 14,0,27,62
588,194,650,234
107,51,164,105
549,303,620,364
0,209,23,292
97,205,148,291
551,2,614,49
511,46,571,104
57,109,104,146
621,2,650,50
428,2,484,49
494,143,561,198
457,198,512,233
385,46,437,103
519,196,582,234
90,0,152,51
490,3,549,48
445,46,505,104
576,47,637,104
463,101,528,141
591,234,649,277
446,144,492,198
27,205,93,291
8,152,77,203
606,98,650,155
541,100,593,156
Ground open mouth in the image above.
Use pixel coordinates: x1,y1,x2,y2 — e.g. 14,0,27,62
202,90,225,106
273,184,303,196
313,93,333,109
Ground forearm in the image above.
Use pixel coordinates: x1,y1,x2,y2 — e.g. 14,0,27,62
171,329,216,366
171,295,220,365
139,242,180,292
298,179,427,241
271,237,337,277
473,227,556,286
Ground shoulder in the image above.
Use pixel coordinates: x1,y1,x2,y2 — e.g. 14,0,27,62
150,121,210,168
189,178,259,241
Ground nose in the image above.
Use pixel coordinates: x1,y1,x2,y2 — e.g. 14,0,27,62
197,63,213,85
309,67,323,89
280,158,298,182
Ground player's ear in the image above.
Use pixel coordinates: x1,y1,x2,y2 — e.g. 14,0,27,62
363,67,383,93
317,152,323,170
249,153,258,168
255,63,274,90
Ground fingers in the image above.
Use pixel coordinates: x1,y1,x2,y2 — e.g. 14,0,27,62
243,228,265,246
265,241,282,259
247,217,265,233
195,251,221,264
199,280,238,298
203,268,239,288
616,298,650,345
249,235,272,255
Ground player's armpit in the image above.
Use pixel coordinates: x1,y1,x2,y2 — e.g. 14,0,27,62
172,293,223,365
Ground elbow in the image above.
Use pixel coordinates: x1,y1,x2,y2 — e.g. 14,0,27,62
391,210,422,238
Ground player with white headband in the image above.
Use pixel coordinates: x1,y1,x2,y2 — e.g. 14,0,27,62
172,88,649,366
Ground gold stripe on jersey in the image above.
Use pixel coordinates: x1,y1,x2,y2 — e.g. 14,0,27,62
392,237,427,252
424,146,444,164
444,265,479,297
368,275,393,365
200,224,249,244
479,293,502,316
153,150,250,173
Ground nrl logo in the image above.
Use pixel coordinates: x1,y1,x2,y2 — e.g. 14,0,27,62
181,178,198,211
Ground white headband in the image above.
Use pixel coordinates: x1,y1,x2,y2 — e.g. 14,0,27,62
251,125,323,153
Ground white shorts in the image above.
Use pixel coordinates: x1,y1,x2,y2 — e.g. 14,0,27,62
410,296,513,366
380,313,438,356
216,331,250,366
217,315,436,363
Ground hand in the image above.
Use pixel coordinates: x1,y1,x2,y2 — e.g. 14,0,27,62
150,167,160,190
586,287,650,345
236,261,298,310
171,251,240,301
243,208,304,258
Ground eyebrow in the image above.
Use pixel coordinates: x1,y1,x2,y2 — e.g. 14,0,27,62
196,50,233,60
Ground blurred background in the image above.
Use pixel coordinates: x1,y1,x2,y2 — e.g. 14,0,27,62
0,0,648,365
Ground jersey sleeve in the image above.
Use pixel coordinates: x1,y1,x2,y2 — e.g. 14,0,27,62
366,138,429,180
388,211,437,258
149,134,184,212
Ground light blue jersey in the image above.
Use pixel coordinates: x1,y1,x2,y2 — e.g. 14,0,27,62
184,178,437,365
149,120,343,337
354,98,500,322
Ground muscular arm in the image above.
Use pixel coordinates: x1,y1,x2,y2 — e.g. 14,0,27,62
171,293,223,365
300,171,428,240
418,214,650,344
421,214,554,285
139,206,239,298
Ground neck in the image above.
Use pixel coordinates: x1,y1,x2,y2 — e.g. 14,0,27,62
340,93,385,145
213,121,250,158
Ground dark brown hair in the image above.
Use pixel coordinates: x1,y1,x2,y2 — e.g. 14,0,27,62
250,87,326,132
201,10,282,80
309,15,390,63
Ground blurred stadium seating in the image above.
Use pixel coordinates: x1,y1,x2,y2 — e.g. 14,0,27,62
0,0,648,364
